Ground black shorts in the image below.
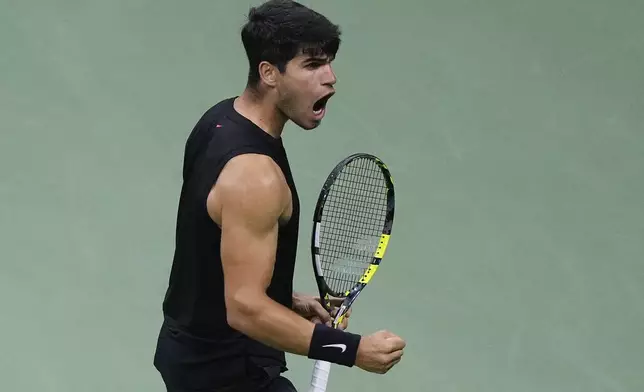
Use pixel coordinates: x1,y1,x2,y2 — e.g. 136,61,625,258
153,319,297,392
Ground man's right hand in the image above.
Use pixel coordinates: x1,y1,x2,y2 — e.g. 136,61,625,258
355,330,406,374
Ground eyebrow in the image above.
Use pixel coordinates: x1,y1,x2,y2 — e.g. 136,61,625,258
303,56,333,65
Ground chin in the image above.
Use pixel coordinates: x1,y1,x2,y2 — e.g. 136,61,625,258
293,118,322,131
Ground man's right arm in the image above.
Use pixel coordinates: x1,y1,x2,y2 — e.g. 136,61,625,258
210,154,317,356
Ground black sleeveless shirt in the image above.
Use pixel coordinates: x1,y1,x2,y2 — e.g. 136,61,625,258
161,97,300,370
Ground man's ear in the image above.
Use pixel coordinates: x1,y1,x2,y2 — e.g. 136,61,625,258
258,61,279,87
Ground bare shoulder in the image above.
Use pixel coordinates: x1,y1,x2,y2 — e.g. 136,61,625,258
207,153,290,227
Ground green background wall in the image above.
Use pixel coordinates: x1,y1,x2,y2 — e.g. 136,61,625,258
1,0,642,390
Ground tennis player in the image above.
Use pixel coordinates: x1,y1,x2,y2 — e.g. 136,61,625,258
153,1,406,391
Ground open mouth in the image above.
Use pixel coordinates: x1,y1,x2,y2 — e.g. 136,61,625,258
313,92,335,116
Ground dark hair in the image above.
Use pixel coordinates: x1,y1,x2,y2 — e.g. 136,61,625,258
241,0,342,87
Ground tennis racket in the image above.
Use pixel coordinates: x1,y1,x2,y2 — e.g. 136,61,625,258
307,153,395,392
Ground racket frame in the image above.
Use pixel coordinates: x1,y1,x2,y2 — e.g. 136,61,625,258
308,153,395,392
310,152,395,330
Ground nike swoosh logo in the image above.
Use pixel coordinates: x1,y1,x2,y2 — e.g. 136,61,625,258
322,343,347,352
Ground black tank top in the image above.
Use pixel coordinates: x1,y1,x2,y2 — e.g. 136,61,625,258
161,97,300,368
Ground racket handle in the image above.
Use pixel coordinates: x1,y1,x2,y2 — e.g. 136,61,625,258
308,360,332,392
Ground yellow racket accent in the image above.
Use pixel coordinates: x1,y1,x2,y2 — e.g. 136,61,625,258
374,234,390,258
334,313,346,327
359,264,379,284
322,293,332,310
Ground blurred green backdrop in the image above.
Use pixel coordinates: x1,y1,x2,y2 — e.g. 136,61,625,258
1,0,643,391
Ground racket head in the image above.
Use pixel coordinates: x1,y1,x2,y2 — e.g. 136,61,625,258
310,153,395,310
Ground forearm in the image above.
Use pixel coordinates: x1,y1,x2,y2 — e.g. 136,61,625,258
227,289,362,367
227,291,315,356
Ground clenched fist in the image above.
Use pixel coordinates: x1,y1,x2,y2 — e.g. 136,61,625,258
355,330,406,374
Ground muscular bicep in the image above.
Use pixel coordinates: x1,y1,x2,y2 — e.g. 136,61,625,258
211,154,289,304
219,202,279,297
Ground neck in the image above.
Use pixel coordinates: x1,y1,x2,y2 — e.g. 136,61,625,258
234,87,287,139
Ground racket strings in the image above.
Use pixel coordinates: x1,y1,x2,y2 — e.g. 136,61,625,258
318,158,389,294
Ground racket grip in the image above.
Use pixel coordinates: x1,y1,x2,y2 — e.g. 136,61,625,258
308,360,332,392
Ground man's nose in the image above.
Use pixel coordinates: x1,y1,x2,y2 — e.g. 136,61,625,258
323,64,337,87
